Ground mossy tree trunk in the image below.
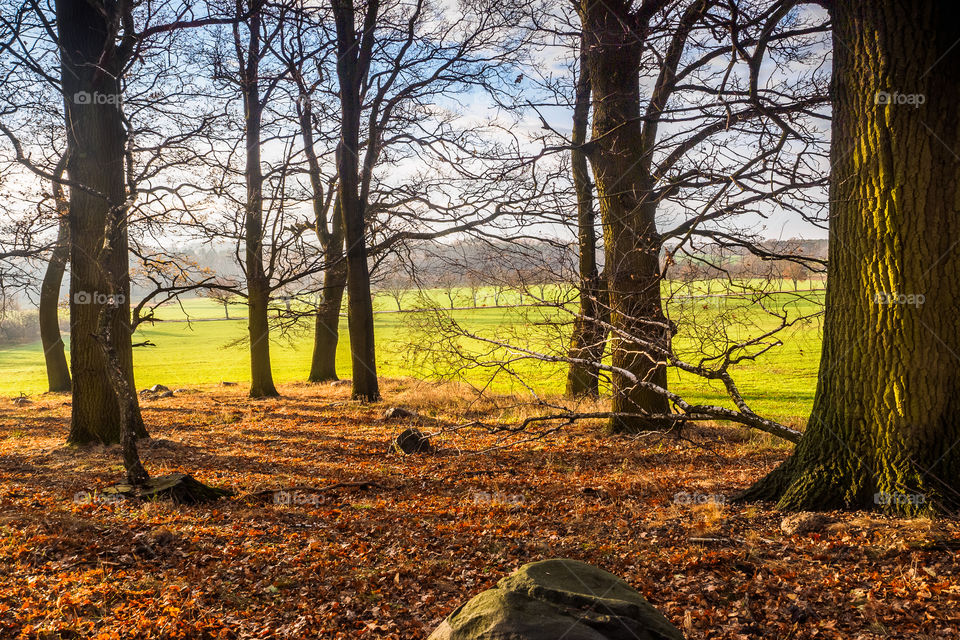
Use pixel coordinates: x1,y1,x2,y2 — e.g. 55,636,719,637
742,0,960,515
58,0,146,444
580,0,671,432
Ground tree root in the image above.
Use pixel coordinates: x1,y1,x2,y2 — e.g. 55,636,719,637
103,472,234,504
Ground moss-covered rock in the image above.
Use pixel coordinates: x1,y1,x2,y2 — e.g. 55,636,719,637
428,558,684,640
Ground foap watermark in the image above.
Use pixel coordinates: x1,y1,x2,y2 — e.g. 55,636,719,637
673,491,727,506
874,491,926,507
875,90,925,108
73,91,123,106
471,490,525,506
873,292,925,308
273,490,322,506
74,291,125,307
73,490,125,506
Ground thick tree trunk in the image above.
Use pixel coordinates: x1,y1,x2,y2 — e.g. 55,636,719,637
242,4,278,399
566,26,606,398
58,0,145,444
742,0,960,514
581,0,670,432
332,0,380,402
39,166,71,392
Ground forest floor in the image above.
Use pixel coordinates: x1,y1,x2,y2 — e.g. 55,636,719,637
0,380,957,639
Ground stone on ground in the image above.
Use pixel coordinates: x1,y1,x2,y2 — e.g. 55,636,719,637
427,558,684,640
391,428,433,454
383,406,419,420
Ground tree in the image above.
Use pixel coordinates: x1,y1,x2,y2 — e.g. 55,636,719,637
38,154,71,392
276,5,347,382
574,0,827,432
579,0,683,431
780,260,807,292
237,0,279,398
202,279,239,319
742,0,960,514
308,0,534,400
564,14,605,398
329,0,381,401
56,0,147,444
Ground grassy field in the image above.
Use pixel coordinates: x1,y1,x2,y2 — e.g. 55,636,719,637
0,283,825,428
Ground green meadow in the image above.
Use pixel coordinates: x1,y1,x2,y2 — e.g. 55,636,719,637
0,282,825,428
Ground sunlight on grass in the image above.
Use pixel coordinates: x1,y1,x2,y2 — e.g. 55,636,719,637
0,285,823,428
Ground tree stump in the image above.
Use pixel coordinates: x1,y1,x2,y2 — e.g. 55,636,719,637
102,473,233,504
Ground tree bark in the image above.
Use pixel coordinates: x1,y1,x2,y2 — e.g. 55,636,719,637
566,22,606,398
581,0,671,432
298,88,348,383
309,260,347,382
242,2,279,398
58,0,146,444
331,0,381,401
742,0,960,514
39,158,71,392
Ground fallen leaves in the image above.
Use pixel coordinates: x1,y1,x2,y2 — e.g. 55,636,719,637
0,381,957,639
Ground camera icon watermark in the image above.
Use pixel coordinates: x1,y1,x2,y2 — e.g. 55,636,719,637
873,292,924,308
273,490,322,506
874,491,926,507
471,490,525,506
874,91,925,108
673,491,727,506
73,490,125,505
73,91,122,106
74,291,125,307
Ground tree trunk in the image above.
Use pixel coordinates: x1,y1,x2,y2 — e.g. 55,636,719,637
581,0,671,432
742,0,960,514
566,24,606,398
242,3,278,399
332,0,381,402
309,259,347,382
299,86,347,383
58,0,146,444
40,161,71,392
95,218,149,486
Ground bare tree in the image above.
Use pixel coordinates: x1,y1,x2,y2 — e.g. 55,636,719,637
564,0,829,432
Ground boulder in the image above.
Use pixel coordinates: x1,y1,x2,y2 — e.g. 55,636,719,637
428,558,684,640
140,384,173,399
391,428,433,454
329,379,351,387
383,406,419,420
